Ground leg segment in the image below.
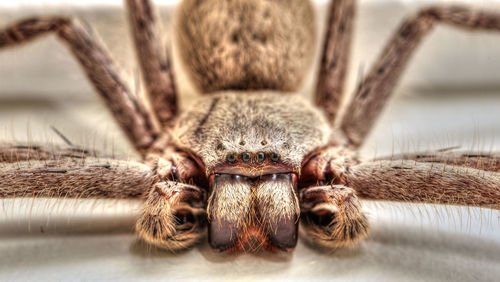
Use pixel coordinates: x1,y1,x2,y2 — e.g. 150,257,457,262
300,146,359,188
1,143,208,250
136,181,206,251
378,151,500,172
0,144,100,163
0,156,154,199
299,146,368,249
126,0,178,128
340,6,500,147
0,17,158,152
347,160,500,210
315,0,356,124
137,149,208,251
300,185,369,249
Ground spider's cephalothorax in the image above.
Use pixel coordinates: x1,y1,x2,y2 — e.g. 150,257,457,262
1,0,499,253
172,92,334,250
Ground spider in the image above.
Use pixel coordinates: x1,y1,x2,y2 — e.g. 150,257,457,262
0,0,499,253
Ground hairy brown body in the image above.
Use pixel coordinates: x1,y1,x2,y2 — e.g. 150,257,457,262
173,92,331,171
177,0,315,92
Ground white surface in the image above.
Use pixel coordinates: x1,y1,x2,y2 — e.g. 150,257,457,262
0,0,500,281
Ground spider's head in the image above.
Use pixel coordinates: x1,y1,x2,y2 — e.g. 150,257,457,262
176,0,316,93
173,92,331,251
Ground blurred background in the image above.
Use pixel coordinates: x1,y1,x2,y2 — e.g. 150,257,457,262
0,0,499,281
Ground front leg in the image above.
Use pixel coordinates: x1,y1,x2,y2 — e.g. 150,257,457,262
136,181,206,251
347,160,500,210
0,17,158,152
137,149,208,251
300,185,369,249
299,146,368,249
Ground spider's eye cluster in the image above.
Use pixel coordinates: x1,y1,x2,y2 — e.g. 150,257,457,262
225,152,280,163
270,152,280,162
226,153,237,163
257,152,266,162
242,152,251,162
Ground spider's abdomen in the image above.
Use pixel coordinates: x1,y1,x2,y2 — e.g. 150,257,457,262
172,92,331,173
176,0,316,93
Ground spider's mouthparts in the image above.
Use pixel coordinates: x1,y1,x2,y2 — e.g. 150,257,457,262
210,160,296,179
209,171,298,188
207,173,299,252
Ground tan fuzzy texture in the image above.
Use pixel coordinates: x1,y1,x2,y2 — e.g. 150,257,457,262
176,0,316,92
255,177,299,226
300,145,359,187
300,185,369,249
315,0,356,124
136,181,206,251
126,0,178,128
207,173,299,250
380,151,500,172
173,92,332,172
207,176,252,227
0,144,101,163
208,174,299,231
0,157,154,199
347,160,500,210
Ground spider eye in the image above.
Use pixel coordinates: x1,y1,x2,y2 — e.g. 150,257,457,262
226,153,237,163
242,152,251,162
257,152,265,162
270,152,280,162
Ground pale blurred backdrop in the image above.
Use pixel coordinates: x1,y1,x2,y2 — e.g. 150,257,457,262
0,0,499,281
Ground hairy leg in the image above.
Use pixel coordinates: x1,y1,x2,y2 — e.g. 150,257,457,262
300,185,369,249
300,146,359,188
136,181,206,251
0,17,158,152
347,160,500,210
126,0,178,128
1,142,208,250
0,144,101,163
315,0,355,124
299,146,368,249
378,151,500,172
298,145,500,248
0,156,154,199
136,148,208,250
340,6,500,147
